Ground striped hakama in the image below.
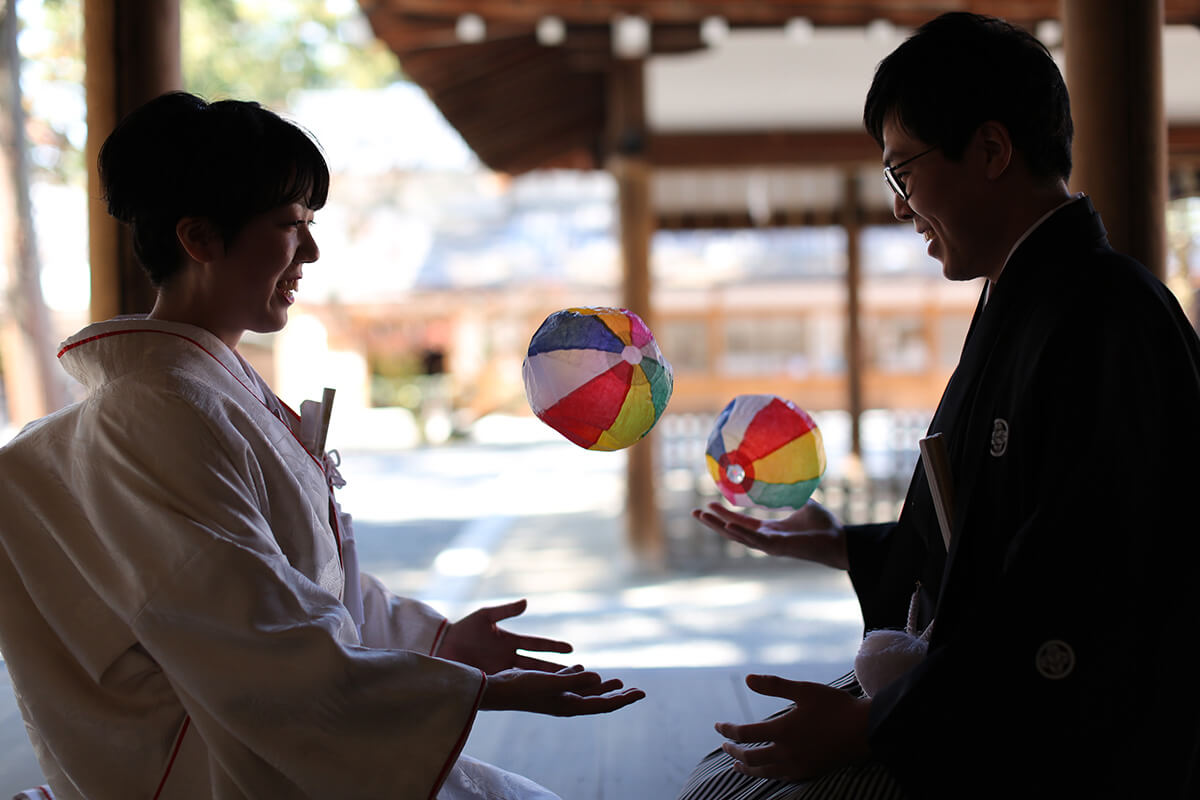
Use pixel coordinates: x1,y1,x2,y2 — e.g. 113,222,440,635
675,673,908,800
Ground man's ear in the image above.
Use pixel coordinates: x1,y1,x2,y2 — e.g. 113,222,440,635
175,217,224,263
976,120,1013,180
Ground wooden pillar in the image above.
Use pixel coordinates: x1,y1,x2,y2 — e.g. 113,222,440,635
84,0,182,320
607,57,664,564
1063,0,1166,278
842,170,864,460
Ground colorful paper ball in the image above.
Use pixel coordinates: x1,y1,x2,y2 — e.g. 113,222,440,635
705,394,826,509
522,307,674,451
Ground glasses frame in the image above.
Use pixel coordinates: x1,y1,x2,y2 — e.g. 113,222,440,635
884,146,937,200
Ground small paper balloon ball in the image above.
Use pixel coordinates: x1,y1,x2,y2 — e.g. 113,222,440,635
705,394,826,509
522,306,674,451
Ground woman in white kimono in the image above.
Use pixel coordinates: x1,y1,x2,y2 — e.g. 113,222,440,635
0,91,643,800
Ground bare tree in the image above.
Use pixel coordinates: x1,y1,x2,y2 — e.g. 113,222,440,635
1,0,68,427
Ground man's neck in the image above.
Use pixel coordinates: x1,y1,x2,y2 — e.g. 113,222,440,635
1014,179,1074,230
989,179,1074,284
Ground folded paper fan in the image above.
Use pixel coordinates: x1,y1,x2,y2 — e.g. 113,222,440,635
705,394,826,509
523,307,674,451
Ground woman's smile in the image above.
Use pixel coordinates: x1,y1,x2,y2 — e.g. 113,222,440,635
276,275,300,305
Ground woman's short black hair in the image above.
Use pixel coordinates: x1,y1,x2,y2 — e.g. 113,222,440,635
98,91,330,286
863,12,1073,182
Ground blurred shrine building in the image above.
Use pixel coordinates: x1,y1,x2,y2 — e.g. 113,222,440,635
79,1,1200,555
277,1,1200,427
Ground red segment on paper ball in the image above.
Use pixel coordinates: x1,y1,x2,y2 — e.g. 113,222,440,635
522,307,674,450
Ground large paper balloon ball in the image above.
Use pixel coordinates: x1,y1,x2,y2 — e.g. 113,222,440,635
706,394,826,509
522,307,674,451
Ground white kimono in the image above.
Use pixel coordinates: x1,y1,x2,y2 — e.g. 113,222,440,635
0,317,558,800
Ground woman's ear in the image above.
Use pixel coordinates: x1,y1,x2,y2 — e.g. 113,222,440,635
175,217,224,263
976,120,1013,180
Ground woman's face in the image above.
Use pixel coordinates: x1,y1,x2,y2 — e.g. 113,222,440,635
206,202,320,345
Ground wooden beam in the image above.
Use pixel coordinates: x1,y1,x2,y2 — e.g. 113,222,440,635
655,207,899,231
360,1,1200,28
649,126,1200,169
372,19,703,60
1170,124,1200,158
647,129,879,167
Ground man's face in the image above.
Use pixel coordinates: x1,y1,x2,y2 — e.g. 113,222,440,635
881,117,1003,283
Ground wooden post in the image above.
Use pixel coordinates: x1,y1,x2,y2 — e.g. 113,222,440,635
842,170,864,460
84,0,182,321
607,57,664,565
1063,0,1167,278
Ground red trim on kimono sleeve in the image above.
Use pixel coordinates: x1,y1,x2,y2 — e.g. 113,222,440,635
429,618,450,656
152,715,191,800
426,669,487,800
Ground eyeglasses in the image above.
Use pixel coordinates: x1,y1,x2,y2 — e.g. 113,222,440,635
883,146,937,201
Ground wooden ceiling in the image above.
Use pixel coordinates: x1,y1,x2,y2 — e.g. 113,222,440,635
360,0,1200,30
358,1,1200,177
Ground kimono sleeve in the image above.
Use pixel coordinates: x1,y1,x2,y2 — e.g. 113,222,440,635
846,522,914,632
82,385,486,797
358,570,451,653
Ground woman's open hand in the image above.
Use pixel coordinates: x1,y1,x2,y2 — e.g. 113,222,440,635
481,665,645,717
438,599,572,674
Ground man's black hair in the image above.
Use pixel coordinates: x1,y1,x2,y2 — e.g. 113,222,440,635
864,12,1073,181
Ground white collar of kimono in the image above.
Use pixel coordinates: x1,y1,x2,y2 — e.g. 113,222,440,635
987,192,1086,303
58,315,267,405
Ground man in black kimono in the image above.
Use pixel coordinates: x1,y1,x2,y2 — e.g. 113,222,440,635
679,12,1200,800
